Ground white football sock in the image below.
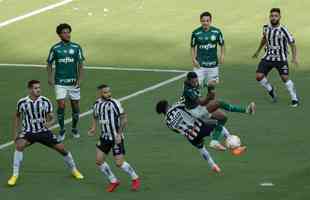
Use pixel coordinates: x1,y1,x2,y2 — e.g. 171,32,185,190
259,77,273,92
221,126,231,138
120,162,139,180
99,162,118,183
64,152,77,171
13,150,23,176
199,147,216,168
285,80,298,101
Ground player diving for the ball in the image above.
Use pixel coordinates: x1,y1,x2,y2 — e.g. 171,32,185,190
180,72,256,151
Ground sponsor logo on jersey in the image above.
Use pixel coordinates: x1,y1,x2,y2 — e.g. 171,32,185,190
58,57,74,64
198,44,216,50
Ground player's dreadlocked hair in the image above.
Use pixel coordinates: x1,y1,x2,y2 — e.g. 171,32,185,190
156,100,169,114
56,23,72,34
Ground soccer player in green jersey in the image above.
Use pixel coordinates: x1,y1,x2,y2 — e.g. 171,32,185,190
182,72,256,151
191,11,225,91
47,23,85,141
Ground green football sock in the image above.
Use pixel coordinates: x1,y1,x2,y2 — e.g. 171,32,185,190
219,100,246,113
57,108,65,131
72,107,80,129
211,116,227,141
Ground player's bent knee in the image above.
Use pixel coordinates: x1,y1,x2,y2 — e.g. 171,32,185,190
281,75,289,82
115,159,124,168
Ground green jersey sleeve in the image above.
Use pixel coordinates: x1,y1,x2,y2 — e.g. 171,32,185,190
217,30,224,46
190,32,197,47
76,46,85,63
47,47,55,64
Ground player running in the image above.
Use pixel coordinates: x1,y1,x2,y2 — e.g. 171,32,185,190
7,80,83,186
181,72,255,151
47,23,85,141
88,84,140,192
253,8,299,107
191,11,225,91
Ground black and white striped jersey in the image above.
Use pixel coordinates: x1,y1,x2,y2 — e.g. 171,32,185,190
93,98,124,141
165,103,203,140
262,24,295,61
16,96,53,134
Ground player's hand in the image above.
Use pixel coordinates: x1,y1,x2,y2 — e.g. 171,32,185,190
115,134,122,144
252,52,259,59
192,59,200,68
292,58,299,67
88,127,96,136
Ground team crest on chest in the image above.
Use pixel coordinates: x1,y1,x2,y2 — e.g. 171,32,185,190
211,35,216,41
69,49,75,55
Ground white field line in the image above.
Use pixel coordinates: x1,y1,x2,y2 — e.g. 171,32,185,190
0,63,188,73
0,73,186,150
0,0,73,28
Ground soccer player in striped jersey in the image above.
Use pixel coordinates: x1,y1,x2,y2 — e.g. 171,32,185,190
181,72,255,151
253,8,299,107
47,23,85,141
88,84,140,192
7,80,83,186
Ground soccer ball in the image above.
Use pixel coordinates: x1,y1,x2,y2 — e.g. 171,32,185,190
225,135,241,149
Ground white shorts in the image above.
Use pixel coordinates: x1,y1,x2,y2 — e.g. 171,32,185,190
194,67,219,86
187,105,211,123
55,85,80,100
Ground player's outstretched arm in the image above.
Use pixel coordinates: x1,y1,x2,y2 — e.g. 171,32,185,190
253,36,267,58
47,64,54,86
12,112,21,140
88,116,97,136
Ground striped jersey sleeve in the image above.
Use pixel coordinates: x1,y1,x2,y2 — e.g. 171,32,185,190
111,99,124,116
42,97,53,113
281,26,295,44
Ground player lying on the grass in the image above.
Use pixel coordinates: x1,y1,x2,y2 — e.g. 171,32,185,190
156,100,247,173
191,11,225,92
181,72,255,151
47,23,85,141
8,80,83,186
88,84,140,192
252,8,299,107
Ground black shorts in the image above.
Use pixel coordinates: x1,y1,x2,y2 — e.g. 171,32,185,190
96,137,126,156
16,130,60,147
188,124,215,149
257,59,289,76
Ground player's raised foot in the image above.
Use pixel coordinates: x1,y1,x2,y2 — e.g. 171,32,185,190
268,87,277,103
72,169,84,180
231,146,247,156
211,164,221,173
106,181,120,192
209,140,226,151
246,102,256,115
72,128,80,139
131,178,140,191
58,129,66,141
291,100,299,108
7,175,18,186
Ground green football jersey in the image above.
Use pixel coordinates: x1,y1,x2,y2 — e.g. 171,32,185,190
182,81,202,109
191,26,224,68
47,41,85,86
